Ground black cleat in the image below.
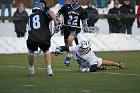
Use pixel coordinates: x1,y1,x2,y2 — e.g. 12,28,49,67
48,74,54,76
117,63,124,69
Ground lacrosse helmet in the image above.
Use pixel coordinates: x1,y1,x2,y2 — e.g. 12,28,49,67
80,40,91,49
32,0,43,12
71,0,80,10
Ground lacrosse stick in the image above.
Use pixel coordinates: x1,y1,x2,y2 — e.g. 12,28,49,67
59,24,99,34
51,31,56,37
88,26,99,34
52,51,63,57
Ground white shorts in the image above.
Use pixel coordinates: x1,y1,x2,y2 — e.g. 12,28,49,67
89,57,102,67
97,57,102,67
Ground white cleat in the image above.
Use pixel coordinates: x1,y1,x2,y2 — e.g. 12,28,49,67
29,65,35,75
47,68,54,76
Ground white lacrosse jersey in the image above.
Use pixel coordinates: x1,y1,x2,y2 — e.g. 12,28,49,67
69,45,102,67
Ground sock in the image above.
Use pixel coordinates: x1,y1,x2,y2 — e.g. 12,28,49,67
47,65,52,69
29,65,34,70
29,65,34,68
67,52,72,58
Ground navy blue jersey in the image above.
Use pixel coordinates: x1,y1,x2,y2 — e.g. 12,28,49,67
27,10,52,43
58,4,88,31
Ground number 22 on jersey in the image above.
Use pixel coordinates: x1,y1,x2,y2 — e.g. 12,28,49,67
67,15,78,26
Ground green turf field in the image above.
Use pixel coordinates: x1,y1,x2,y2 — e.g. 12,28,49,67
0,51,140,93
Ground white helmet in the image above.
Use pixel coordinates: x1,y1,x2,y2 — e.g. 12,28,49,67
80,40,91,49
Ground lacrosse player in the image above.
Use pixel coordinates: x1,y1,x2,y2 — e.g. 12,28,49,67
27,0,59,76
54,40,124,73
56,0,88,66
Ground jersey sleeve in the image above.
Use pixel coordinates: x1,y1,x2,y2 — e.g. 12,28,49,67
58,5,67,15
44,8,52,20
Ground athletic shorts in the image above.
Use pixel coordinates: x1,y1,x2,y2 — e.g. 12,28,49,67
89,57,102,67
61,26,80,41
27,40,50,52
96,57,102,67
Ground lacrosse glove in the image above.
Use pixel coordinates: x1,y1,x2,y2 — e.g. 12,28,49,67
54,47,62,56
54,20,61,33
82,20,89,32
80,67,90,73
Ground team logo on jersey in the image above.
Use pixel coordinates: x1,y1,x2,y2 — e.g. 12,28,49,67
68,11,79,15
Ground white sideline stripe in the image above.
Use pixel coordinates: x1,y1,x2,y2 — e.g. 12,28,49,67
24,85,36,87
0,65,27,68
81,90,91,93
0,65,72,71
0,65,140,77
100,72,140,77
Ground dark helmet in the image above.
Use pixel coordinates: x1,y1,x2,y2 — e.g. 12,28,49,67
71,0,80,10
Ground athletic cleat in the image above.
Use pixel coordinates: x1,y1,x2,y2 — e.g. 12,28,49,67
98,65,106,70
48,74,54,76
47,68,54,76
64,57,71,66
117,63,124,69
29,65,35,75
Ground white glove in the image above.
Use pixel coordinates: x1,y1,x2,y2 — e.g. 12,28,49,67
80,67,90,73
82,20,89,32
82,24,89,32
54,20,61,33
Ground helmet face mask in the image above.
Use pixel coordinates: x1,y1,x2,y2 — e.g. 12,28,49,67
79,41,91,53
71,0,79,4
32,1,43,12
71,0,80,10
